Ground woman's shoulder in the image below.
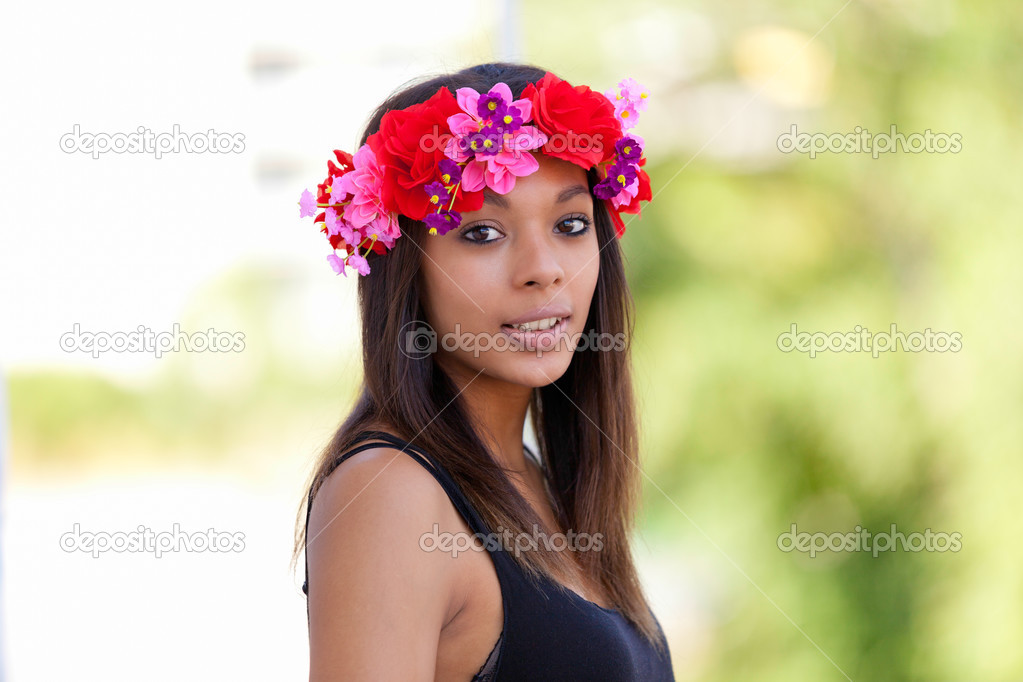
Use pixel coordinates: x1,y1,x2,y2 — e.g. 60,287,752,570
305,430,466,676
309,429,448,538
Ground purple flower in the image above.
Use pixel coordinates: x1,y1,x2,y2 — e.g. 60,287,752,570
425,209,462,236
492,107,523,134
466,130,503,156
615,136,642,162
594,162,639,199
424,181,451,206
608,162,638,190
477,92,509,122
438,158,462,186
593,177,620,200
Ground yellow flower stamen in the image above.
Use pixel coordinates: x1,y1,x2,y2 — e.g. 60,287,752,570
623,146,631,155
441,173,451,184
488,101,497,110
617,174,626,185
428,227,438,235
430,194,440,204
483,139,494,149
503,114,512,124
621,110,630,118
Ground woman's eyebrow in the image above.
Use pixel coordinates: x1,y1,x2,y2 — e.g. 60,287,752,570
482,190,509,208
556,184,590,203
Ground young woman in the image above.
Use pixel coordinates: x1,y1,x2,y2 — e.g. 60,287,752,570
293,62,673,681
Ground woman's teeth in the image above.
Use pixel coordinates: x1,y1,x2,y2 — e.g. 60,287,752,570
507,317,563,332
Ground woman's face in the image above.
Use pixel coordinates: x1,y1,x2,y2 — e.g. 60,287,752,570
420,152,600,389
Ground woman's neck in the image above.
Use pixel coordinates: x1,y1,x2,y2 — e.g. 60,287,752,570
439,360,533,475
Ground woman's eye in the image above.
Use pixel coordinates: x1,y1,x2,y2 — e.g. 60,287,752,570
462,224,502,244
557,215,592,235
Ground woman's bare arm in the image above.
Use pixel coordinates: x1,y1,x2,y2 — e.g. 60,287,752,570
306,447,461,681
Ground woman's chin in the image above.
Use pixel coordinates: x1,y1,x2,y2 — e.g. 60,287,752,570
486,350,575,388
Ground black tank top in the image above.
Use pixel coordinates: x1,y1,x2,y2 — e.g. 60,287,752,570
303,430,675,681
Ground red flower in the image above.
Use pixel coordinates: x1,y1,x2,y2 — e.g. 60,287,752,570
522,72,623,170
316,150,355,204
369,87,484,221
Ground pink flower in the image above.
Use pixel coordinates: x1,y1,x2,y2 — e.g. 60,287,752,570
328,176,347,204
340,144,401,247
324,207,342,237
298,189,318,217
444,84,548,195
618,78,650,111
605,78,649,130
449,83,531,137
327,253,346,276
347,251,371,276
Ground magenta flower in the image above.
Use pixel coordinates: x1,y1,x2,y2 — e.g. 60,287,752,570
298,189,318,217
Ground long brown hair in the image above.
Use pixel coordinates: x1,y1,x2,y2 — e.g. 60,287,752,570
292,61,663,651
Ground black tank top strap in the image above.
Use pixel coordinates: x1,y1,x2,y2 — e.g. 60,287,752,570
302,430,495,598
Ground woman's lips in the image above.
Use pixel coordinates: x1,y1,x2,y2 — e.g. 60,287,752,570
499,315,571,351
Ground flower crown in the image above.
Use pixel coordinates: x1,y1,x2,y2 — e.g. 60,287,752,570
298,72,651,277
